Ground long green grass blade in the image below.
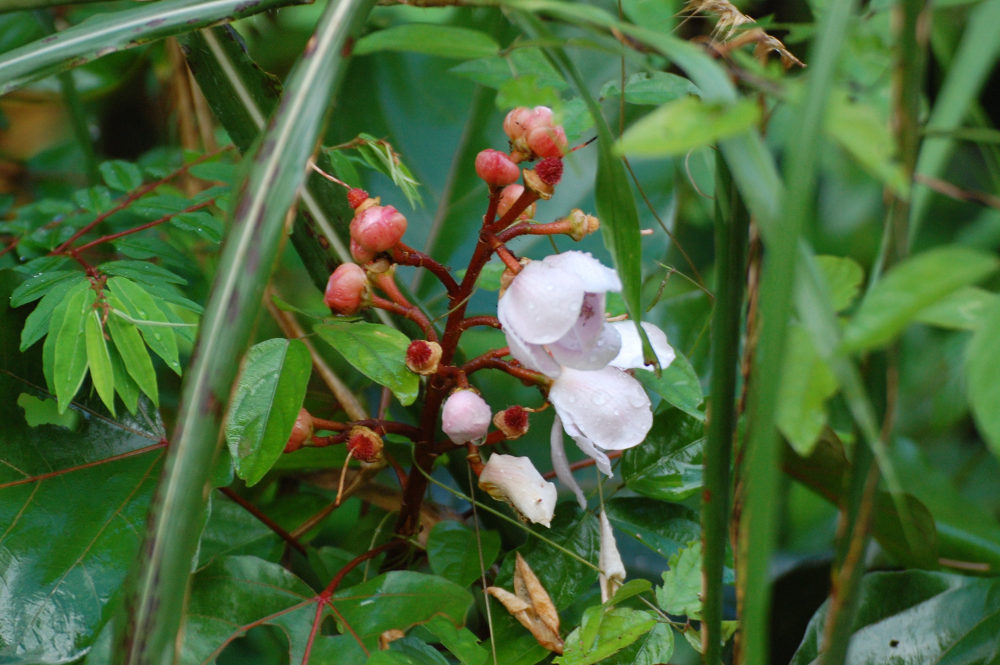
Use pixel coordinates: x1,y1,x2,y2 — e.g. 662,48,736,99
111,1,374,662
0,0,304,94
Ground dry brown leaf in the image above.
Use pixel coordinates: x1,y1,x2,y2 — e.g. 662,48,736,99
487,553,564,654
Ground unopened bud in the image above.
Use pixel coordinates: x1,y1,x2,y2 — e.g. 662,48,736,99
526,124,568,159
350,238,376,264
563,209,600,241
406,339,442,375
475,149,520,187
493,405,530,439
285,408,314,453
503,107,535,143
479,454,557,527
324,263,367,315
441,389,491,444
347,426,383,463
497,184,536,222
350,204,408,253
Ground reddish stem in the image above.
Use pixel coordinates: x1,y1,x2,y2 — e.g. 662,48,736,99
219,486,306,555
458,315,501,331
320,540,398,597
371,294,438,342
391,242,460,295
71,199,214,256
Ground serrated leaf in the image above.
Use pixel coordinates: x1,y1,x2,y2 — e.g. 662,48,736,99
600,621,674,665
966,298,1000,460
616,96,761,157
107,276,181,375
224,338,311,486
634,350,704,420
427,521,501,587
842,246,999,352
656,542,702,618
20,276,88,351
353,24,499,59
99,160,144,192
10,269,81,307
815,255,864,313
53,286,95,413
314,321,418,406
106,298,158,407
85,309,116,415
555,607,657,665
622,409,704,501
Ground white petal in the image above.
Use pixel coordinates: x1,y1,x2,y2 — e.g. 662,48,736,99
499,303,562,376
542,251,621,294
598,510,626,603
609,321,676,371
499,261,585,344
550,319,621,371
549,367,652,451
568,430,614,476
479,454,557,527
550,416,587,509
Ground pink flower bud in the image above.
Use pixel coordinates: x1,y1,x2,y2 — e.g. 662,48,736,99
441,389,491,444
475,149,520,187
324,263,367,315
285,408,314,453
503,107,535,142
347,426,383,463
497,184,536,222
350,238,376,264
526,124,568,159
350,204,408,253
406,339,442,375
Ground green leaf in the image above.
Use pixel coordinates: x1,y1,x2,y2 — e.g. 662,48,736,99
790,571,1000,665
84,309,116,415
373,636,452,665
109,347,140,414
107,275,182,374
600,71,700,106
656,542,702,618
450,48,566,91
349,133,423,208
555,607,657,665
314,320,418,406
776,324,838,456
106,300,159,407
604,497,700,560
52,285,95,413
815,255,864,313
19,276,88,351
426,521,501,587
423,616,490,665
608,579,652,606
916,286,997,331
9,269,81,307
966,298,1000,460
98,160,144,192
353,24,499,59
622,408,704,501
0,0,305,94
616,96,761,157
600,621,674,665
331,571,473,651
99,259,187,286
634,350,704,419
224,338,311,487
826,93,909,197
841,246,999,352
496,75,561,110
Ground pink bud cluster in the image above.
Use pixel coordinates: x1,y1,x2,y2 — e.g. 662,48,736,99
503,106,568,162
349,201,408,263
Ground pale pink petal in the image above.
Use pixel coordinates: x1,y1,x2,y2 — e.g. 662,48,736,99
549,367,652,451
499,305,562,376
550,416,587,509
498,261,584,344
550,320,621,371
543,251,621,294
609,321,675,371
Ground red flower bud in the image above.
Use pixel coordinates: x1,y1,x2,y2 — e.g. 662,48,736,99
350,204,408,253
503,107,535,142
406,339,442,375
285,408,314,453
347,188,370,209
324,263,367,315
475,149,520,187
350,238,376,264
526,124,568,159
347,426,383,463
493,405,530,440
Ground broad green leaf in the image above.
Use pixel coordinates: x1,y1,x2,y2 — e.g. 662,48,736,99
916,286,997,331
555,607,657,665
98,160,144,192
331,571,473,651
449,48,566,91
196,496,283,572
604,498,700,560
15,392,79,429
608,579,653,606
9,269,80,307
84,309,115,414
423,616,489,665
496,75,561,110
776,324,838,456
371,636,452,665
52,286,95,413
815,255,863,313
107,275,181,374
0,0,305,94
616,96,761,157
99,259,187,286
599,71,700,106
353,24,499,59
106,297,159,407
790,571,1000,665
622,408,704,501
656,542,702,618
966,298,1000,460
634,349,704,419
601,622,674,665
224,338,312,486
826,93,909,196
19,275,88,350
841,246,999,352
426,521,501,587
314,320,418,406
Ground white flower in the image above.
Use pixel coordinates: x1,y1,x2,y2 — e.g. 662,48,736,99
479,454,557,527
441,389,491,444
498,251,622,376
598,510,625,603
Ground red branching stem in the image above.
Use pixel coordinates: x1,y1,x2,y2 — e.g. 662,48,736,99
458,315,501,331
301,601,327,665
489,188,540,232
0,440,167,490
219,486,306,555
370,295,438,342
384,450,408,487
391,242,460,295
483,185,502,227
51,147,229,255
70,199,215,256
320,540,399,597
465,441,485,474
541,450,623,480
311,416,421,440
462,354,548,386
497,218,574,243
